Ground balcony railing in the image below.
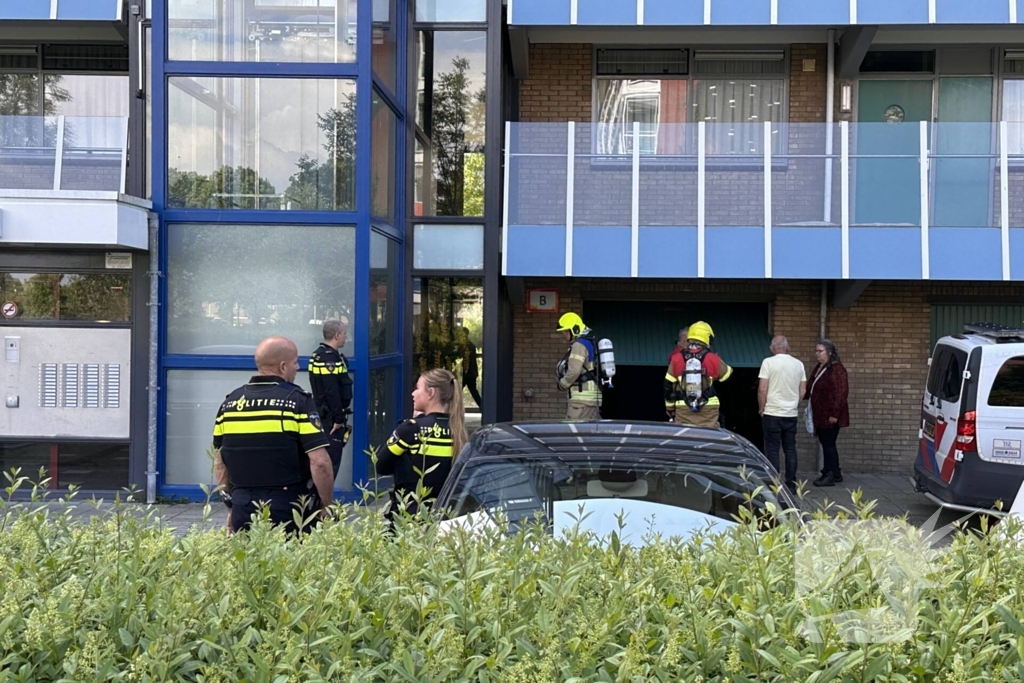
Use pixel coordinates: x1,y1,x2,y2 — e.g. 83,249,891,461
0,115,129,194
502,121,1024,281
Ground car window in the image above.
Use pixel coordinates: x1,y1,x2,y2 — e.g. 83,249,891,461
938,348,969,403
988,356,1024,407
926,347,950,398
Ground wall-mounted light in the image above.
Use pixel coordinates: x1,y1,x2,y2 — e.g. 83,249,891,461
840,83,853,113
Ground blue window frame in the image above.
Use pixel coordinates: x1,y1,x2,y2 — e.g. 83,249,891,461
152,0,407,502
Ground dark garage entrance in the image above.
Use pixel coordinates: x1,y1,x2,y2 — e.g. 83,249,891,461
584,301,771,448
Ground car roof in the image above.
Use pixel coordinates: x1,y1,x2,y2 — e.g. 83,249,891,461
936,335,1024,352
464,420,771,469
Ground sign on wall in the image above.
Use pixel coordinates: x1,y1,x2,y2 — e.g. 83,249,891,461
526,289,559,313
105,252,133,270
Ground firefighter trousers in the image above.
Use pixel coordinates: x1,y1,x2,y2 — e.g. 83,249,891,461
672,405,720,428
566,402,601,421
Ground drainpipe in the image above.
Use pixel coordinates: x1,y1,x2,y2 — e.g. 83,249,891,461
820,280,827,340
824,28,836,224
146,213,160,505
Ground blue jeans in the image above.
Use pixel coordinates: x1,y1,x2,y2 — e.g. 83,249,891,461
762,415,799,489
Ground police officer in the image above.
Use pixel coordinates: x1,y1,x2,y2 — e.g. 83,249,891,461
213,336,334,534
555,312,602,421
308,319,353,479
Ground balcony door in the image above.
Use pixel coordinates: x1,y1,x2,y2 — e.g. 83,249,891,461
855,79,933,226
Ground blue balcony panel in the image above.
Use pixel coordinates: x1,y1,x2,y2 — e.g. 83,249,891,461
644,0,704,24
857,0,929,24
778,0,848,24
578,0,637,25
507,226,566,276
572,227,632,277
57,0,122,19
639,227,698,277
771,227,842,279
936,0,1009,23
706,227,765,278
1011,229,1024,280
711,0,771,25
510,0,572,24
849,227,922,279
929,228,1002,281
1,0,50,19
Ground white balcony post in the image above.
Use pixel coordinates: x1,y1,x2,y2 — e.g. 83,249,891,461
850,0,857,23
637,0,644,24
704,0,712,24
52,115,65,191
631,121,640,277
1001,120,1011,280
928,0,936,23
570,0,578,23
920,120,930,279
764,120,773,278
698,121,706,277
1011,0,1018,24
120,116,130,195
565,121,575,276
770,0,778,24
502,121,511,276
841,120,850,279
49,0,57,19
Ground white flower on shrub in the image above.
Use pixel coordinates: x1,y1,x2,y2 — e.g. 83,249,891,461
794,508,973,644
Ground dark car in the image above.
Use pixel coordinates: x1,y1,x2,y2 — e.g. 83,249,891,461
433,421,798,545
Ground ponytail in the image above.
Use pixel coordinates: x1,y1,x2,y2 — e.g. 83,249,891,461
420,368,469,459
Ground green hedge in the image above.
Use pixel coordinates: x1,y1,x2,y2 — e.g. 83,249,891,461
3,476,1024,682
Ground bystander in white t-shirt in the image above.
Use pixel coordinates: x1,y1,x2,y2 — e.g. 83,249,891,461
758,354,807,418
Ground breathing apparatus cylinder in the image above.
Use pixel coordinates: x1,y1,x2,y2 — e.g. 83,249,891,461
597,338,616,388
684,356,704,411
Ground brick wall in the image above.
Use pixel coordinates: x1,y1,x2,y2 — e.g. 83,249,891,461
519,44,593,123
510,279,1024,476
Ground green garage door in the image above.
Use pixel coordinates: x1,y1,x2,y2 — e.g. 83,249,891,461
931,304,1024,346
583,301,771,368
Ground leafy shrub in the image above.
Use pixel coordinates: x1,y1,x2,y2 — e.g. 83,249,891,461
3,471,1024,682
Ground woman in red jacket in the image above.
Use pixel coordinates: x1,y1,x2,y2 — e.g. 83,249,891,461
805,339,850,487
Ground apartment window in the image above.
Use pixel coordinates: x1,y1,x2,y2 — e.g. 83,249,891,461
1003,52,1024,155
593,49,786,156
0,272,131,323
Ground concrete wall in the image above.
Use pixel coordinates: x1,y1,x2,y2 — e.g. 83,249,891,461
0,192,150,249
0,327,131,439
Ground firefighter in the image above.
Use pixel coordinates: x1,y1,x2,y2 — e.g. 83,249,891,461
664,321,732,428
308,319,353,479
213,336,334,534
555,312,602,421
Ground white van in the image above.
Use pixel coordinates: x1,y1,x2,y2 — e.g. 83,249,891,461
913,323,1024,514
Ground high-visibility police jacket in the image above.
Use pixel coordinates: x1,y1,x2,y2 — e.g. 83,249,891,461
377,413,455,510
664,345,733,412
558,338,601,406
213,376,329,488
308,342,353,426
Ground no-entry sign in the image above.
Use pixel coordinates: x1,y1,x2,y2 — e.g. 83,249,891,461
1,302,17,319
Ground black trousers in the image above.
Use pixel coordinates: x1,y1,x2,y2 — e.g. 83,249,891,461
817,425,842,475
323,419,349,480
229,486,316,534
762,415,799,488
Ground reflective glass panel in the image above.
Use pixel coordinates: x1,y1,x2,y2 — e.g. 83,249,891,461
372,0,397,93
167,77,357,210
168,0,357,63
166,224,356,355
367,365,398,462
369,231,399,355
412,277,482,424
413,224,483,270
0,272,132,323
415,31,486,217
371,90,397,224
416,0,486,22
0,442,129,489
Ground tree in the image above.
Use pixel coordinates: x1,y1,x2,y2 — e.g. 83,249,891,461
284,93,358,211
167,166,278,209
432,57,486,216
0,74,71,148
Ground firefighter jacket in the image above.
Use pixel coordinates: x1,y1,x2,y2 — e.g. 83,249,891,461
558,338,601,406
378,413,455,513
664,345,733,412
213,376,329,488
308,342,353,426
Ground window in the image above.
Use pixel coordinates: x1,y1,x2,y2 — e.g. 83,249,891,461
369,231,399,355
371,90,397,224
166,224,355,355
593,49,786,156
415,30,486,216
413,224,483,270
416,0,486,22
168,0,357,64
368,366,398,457
988,357,1024,407
1002,79,1024,155
373,0,397,93
930,347,968,403
0,272,132,323
0,441,128,489
167,78,356,210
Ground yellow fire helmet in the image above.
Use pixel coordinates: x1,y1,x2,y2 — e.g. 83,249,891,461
556,312,586,337
688,321,715,346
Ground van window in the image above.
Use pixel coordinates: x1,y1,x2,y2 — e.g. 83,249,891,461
938,349,968,402
988,357,1024,407
926,347,950,397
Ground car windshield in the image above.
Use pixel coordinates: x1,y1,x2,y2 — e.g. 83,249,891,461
443,455,784,545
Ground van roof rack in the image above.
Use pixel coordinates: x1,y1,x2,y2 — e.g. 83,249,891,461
963,322,1024,342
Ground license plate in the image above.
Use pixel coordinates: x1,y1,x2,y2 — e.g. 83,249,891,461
923,421,935,439
993,439,1022,459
